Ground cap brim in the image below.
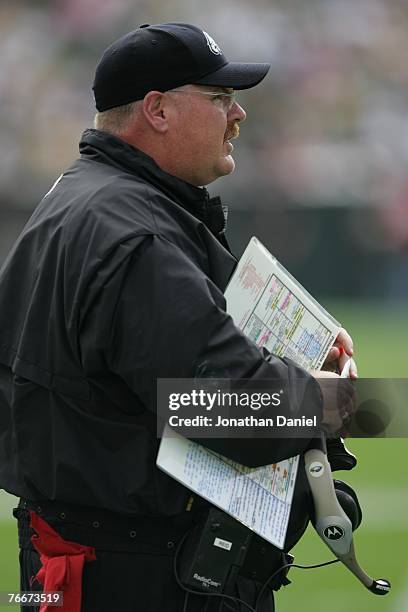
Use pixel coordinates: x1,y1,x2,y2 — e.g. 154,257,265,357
193,61,270,90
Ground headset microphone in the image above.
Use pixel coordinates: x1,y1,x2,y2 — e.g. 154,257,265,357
305,435,391,596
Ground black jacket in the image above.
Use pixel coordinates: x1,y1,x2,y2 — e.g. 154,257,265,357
0,129,321,545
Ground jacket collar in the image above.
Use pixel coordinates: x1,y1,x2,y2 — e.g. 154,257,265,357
79,129,227,238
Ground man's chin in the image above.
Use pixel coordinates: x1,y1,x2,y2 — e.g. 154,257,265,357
205,156,235,185
219,155,235,176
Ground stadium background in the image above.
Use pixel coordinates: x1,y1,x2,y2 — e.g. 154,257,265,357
0,1,407,610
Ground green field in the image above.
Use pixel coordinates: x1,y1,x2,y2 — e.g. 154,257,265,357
0,301,407,611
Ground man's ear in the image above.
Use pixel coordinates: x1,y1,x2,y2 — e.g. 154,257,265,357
142,91,169,133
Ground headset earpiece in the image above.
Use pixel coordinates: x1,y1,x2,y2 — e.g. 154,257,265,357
333,480,362,531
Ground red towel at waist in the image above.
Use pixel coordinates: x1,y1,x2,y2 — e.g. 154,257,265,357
29,511,96,612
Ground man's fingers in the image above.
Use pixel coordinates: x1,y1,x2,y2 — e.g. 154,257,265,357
319,374,357,437
338,351,350,372
339,395,357,437
339,357,358,379
349,357,358,379
326,346,340,363
335,328,353,356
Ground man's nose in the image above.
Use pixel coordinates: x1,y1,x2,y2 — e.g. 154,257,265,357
229,101,246,123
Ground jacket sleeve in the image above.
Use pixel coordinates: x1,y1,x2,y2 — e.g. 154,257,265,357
86,234,323,467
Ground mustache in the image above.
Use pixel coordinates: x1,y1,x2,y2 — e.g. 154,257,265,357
224,123,240,141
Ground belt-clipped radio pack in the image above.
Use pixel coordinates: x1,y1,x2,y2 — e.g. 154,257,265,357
177,508,292,594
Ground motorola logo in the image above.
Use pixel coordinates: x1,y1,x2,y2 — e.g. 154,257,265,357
324,525,344,540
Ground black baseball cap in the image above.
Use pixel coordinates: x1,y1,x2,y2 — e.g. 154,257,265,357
93,23,270,111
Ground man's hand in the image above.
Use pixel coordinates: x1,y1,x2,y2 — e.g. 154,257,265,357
311,370,356,437
323,328,358,379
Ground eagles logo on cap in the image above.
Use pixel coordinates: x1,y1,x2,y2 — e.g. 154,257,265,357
203,31,222,55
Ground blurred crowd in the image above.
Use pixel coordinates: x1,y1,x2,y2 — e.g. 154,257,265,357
1,0,407,298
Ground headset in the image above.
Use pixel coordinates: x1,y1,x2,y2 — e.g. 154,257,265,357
305,433,391,596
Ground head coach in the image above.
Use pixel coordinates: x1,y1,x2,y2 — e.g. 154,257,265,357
0,23,355,612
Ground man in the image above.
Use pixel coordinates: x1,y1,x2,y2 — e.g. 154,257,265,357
0,23,355,612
